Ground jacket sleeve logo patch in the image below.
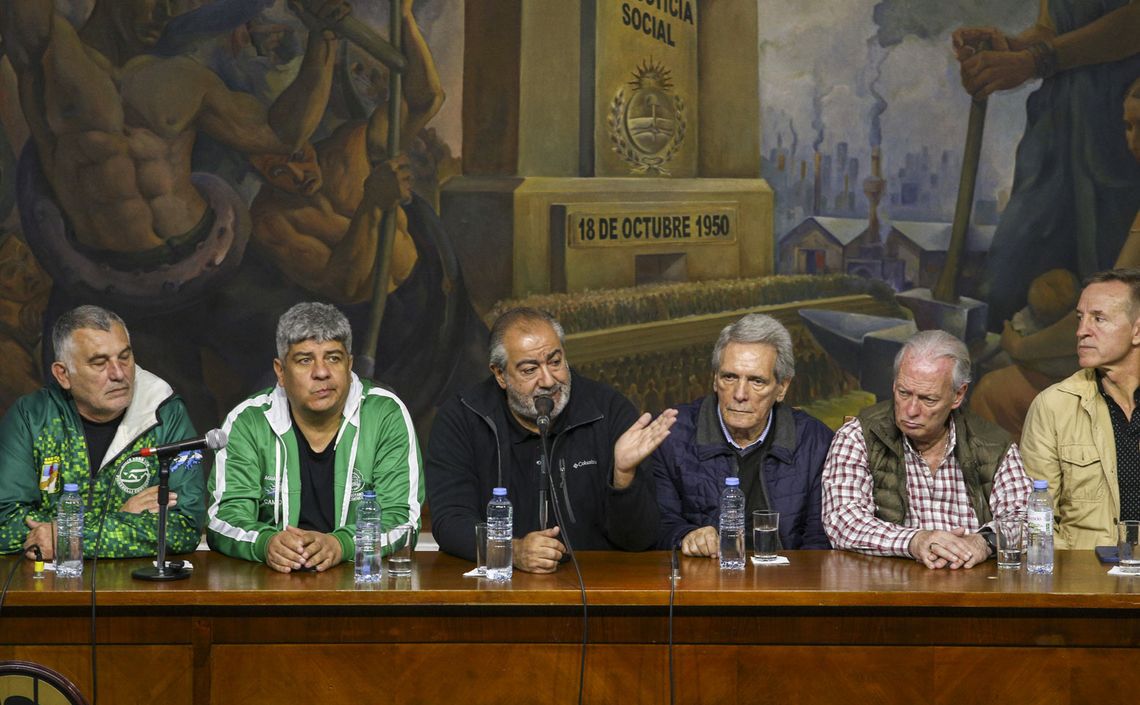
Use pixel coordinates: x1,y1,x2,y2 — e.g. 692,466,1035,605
261,476,277,507
114,458,154,495
350,468,365,502
40,456,61,493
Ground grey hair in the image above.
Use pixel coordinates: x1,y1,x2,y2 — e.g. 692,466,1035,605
1083,267,1140,315
52,305,129,368
488,307,566,370
711,313,795,383
894,329,972,389
275,302,352,359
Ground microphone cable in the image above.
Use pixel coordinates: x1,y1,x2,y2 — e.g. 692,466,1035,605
87,447,196,705
668,547,679,705
536,397,553,531
88,483,121,705
538,432,551,530
546,465,586,705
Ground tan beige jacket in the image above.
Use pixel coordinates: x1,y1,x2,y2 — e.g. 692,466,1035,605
1020,369,1119,549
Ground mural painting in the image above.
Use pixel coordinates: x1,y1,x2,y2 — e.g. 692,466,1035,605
0,0,1135,443
0,0,480,434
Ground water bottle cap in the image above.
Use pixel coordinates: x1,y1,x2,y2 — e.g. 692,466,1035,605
63,483,79,492
362,489,377,498
492,487,507,496
1032,480,1048,490
724,477,740,486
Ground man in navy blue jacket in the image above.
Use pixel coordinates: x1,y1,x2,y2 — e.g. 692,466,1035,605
651,314,833,555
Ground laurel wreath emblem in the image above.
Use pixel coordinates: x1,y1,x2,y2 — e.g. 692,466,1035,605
608,89,686,176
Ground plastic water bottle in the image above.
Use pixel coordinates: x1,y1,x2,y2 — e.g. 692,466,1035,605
1026,479,1054,575
719,477,746,570
354,489,383,583
55,483,84,578
486,487,513,581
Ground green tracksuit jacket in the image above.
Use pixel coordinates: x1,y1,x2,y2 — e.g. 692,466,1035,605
207,374,423,563
0,367,204,557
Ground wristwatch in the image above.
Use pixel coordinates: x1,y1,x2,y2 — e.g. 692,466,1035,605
978,528,997,558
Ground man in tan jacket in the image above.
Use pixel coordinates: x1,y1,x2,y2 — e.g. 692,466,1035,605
1021,269,1140,549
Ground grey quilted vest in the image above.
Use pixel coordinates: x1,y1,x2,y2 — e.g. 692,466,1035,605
857,400,1011,526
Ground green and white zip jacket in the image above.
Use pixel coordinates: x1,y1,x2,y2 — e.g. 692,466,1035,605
207,374,423,563
0,367,204,557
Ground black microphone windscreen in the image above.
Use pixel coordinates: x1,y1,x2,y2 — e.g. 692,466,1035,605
534,395,554,416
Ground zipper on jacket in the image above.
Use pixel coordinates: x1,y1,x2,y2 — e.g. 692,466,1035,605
460,397,506,490
557,457,576,524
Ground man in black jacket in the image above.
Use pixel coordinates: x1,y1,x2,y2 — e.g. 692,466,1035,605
425,308,677,573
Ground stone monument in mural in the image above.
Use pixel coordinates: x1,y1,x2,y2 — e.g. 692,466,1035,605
442,1,771,311
596,2,697,177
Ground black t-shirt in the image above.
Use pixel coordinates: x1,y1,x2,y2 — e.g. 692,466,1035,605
294,421,337,534
82,413,125,477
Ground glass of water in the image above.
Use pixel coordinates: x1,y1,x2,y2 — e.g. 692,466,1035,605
1119,520,1140,574
752,510,780,562
995,513,1024,569
385,523,415,576
474,521,488,575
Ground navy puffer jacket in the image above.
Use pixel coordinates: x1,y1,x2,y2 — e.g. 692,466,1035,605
651,396,833,550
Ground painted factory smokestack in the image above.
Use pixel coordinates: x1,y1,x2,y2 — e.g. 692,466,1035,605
863,146,884,245
813,151,822,215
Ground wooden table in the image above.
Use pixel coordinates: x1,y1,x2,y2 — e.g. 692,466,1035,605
1,549,1138,705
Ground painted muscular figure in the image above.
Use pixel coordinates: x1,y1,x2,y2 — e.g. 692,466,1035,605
0,234,51,414
249,0,443,303
0,0,348,255
248,0,488,426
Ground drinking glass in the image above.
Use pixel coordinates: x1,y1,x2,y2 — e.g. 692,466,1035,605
995,514,1024,569
752,510,780,562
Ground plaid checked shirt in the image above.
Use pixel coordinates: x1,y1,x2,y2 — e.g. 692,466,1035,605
822,417,1032,557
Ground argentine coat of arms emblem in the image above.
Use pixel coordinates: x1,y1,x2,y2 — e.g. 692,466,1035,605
607,58,686,175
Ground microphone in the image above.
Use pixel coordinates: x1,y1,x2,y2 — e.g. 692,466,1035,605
535,395,554,437
135,429,228,458
534,394,554,530
131,431,223,583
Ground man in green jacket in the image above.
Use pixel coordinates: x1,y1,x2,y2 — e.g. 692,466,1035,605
0,305,204,558
208,302,423,573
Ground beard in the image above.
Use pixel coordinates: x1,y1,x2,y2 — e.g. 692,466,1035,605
506,370,572,425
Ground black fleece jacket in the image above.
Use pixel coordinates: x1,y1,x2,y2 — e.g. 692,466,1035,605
425,373,660,561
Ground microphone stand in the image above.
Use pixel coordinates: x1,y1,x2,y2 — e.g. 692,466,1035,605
535,395,554,530
537,418,551,530
132,457,191,582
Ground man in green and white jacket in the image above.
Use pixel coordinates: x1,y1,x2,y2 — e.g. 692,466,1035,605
0,305,204,559
208,302,423,572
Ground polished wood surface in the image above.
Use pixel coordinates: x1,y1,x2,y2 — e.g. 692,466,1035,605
6,548,1137,607
2,550,1139,704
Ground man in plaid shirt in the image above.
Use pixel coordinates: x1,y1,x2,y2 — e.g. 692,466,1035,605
822,330,1033,569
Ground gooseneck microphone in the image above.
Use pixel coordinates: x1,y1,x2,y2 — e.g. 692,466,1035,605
132,430,225,584
535,395,554,530
535,395,554,436
134,428,227,458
